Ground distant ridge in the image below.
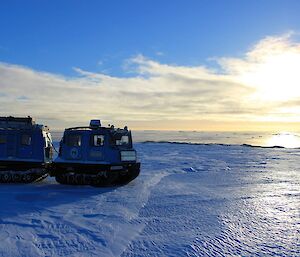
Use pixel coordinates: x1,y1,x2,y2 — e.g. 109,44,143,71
141,140,292,149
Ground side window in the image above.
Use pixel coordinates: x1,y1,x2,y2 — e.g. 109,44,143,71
66,134,81,147
116,135,129,146
21,134,32,146
0,135,6,144
93,135,104,146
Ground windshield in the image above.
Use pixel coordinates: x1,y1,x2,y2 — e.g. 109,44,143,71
116,135,129,146
110,131,132,147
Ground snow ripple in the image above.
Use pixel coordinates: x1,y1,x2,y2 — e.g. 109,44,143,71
0,143,299,256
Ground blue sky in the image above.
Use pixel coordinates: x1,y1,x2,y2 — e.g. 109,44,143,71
1,0,299,76
1,1,300,130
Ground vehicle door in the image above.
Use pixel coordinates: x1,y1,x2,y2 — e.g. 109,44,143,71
18,133,33,159
65,133,82,160
88,134,105,162
6,132,17,159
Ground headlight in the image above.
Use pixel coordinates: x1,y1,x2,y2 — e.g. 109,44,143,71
121,151,136,161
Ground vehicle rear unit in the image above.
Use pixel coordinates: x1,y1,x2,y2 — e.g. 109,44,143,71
51,120,140,186
0,116,53,183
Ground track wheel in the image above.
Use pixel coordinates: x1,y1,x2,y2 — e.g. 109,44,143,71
3,173,11,183
68,174,76,184
83,175,92,185
12,173,21,183
55,174,66,184
75,174,84,185
23,174,32,183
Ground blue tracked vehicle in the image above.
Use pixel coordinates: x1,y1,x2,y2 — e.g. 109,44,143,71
0,116,53,183
51,120,140,186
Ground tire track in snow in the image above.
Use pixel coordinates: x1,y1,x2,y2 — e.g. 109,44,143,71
85,171,170,257
28,171,169,257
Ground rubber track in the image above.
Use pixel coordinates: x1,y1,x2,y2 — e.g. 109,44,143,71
55,169,140,187
0,169,48,184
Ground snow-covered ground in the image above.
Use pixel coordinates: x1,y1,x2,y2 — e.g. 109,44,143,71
0,142,299,256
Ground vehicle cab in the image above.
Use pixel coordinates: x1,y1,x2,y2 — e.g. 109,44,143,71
52,120,140,186
0,116,53,183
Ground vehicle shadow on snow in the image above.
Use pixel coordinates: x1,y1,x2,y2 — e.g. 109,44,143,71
0,177,117,220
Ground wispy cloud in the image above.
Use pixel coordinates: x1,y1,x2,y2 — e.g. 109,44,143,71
0,33,300,129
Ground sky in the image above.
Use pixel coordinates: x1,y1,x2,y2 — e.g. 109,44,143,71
1,0,300,131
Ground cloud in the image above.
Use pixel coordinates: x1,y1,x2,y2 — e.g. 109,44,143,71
0,33,300,129
17,95,30,101
219,32,300,102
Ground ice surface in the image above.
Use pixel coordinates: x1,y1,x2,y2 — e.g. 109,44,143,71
132,131,300,148
0,142,299,256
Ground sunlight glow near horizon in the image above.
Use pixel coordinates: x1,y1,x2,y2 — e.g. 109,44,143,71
266,132,300,148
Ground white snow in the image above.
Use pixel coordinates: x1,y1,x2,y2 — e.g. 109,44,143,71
0,142,299,256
